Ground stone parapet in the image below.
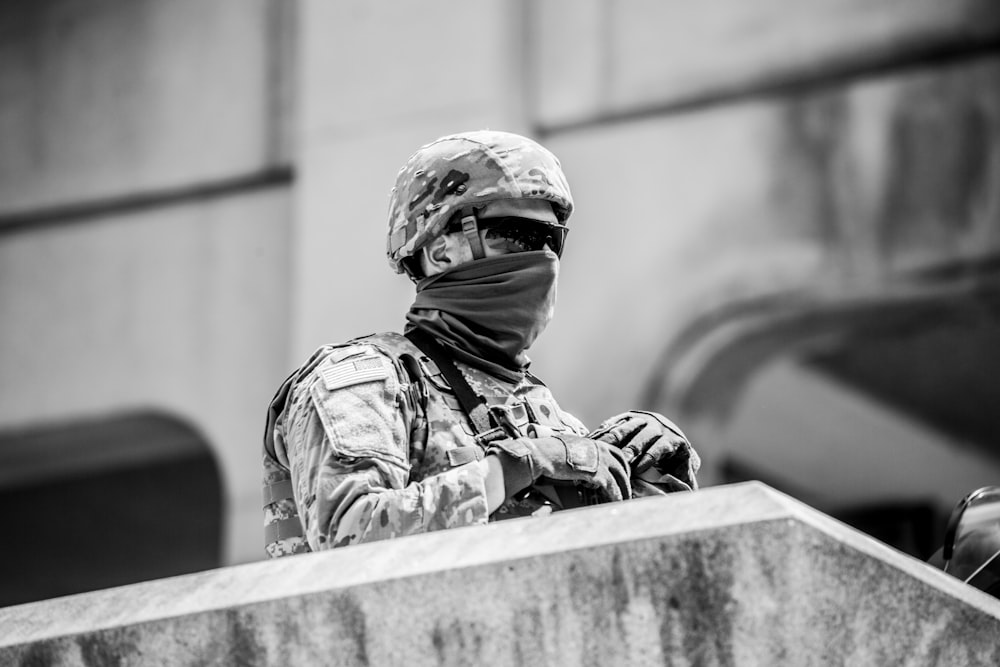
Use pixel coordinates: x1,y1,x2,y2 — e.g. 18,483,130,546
2,482,998,665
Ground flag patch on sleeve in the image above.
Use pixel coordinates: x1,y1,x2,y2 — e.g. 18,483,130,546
319,354,389,391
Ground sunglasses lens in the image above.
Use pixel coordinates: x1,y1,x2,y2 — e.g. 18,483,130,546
482,219,568,256
548,226,568,256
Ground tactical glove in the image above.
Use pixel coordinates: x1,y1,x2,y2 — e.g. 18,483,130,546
589,410,700,490
486,434,632,503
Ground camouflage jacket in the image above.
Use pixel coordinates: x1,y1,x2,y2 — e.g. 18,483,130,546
262,332,588,558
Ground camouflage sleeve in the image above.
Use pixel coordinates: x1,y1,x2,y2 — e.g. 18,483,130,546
559,408,589,436
284,346,489,550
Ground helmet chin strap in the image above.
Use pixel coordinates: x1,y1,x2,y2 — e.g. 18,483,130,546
459,207,486,260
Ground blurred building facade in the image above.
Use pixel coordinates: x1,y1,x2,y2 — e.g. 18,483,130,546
1,0,998,606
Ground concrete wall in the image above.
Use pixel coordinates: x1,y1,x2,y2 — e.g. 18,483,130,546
0,190,290,562
0,0,294,565
2,484,998,665
532,0,1000,129
0,0,290,216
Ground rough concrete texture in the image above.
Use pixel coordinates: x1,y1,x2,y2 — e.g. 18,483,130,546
2,483,998,665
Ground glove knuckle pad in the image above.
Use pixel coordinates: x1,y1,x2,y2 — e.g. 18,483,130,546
489,438,532,459
634,410,687,439
563,437,599,473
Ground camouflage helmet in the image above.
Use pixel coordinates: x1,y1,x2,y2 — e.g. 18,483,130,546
386,130,574,276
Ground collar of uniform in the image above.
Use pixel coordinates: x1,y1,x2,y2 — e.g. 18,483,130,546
432,337,527,384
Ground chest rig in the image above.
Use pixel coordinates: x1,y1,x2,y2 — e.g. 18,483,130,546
403,330,544,438
402,329,595,515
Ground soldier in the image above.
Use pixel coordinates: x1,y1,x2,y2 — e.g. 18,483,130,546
262,130,699,557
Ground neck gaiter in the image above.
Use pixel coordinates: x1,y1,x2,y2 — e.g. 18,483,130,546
405,250,559,378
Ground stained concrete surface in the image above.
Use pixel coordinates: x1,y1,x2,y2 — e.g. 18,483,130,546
1,483,998,665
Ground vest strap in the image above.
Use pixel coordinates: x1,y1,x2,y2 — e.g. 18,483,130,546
405,328,585,510
405,329,493,436
264,517,305,545
262,479,295,508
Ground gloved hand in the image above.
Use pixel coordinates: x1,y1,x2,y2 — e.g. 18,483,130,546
485,434,632,503
589,410,700,491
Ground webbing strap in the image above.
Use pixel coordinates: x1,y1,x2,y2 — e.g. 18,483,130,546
404,329,503,442
406,329,586,509
460,211,486,260
262,479,294,508
264,517,305,545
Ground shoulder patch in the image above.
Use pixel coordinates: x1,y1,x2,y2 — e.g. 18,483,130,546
319,353,390,391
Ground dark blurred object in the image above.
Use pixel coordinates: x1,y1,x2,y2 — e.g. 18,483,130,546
721,457,943,560
0,413,223,608
928,486,1000,599
836,501,941,561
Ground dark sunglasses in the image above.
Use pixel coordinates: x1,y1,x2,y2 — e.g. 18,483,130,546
448,216,569,256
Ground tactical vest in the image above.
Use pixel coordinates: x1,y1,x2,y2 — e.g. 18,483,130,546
262,332,587,558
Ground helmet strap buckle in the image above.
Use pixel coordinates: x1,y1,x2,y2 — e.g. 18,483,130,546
459,208,486,260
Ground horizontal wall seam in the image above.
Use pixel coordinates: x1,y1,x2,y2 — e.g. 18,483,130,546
0,166,294,235
537,39,1000,138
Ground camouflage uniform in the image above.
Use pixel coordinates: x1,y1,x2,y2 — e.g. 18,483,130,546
263,332,588,557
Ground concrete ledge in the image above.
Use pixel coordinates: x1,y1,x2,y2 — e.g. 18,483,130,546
2,483,999,665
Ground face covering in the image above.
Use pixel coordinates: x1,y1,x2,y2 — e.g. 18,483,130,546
405,250,559,377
